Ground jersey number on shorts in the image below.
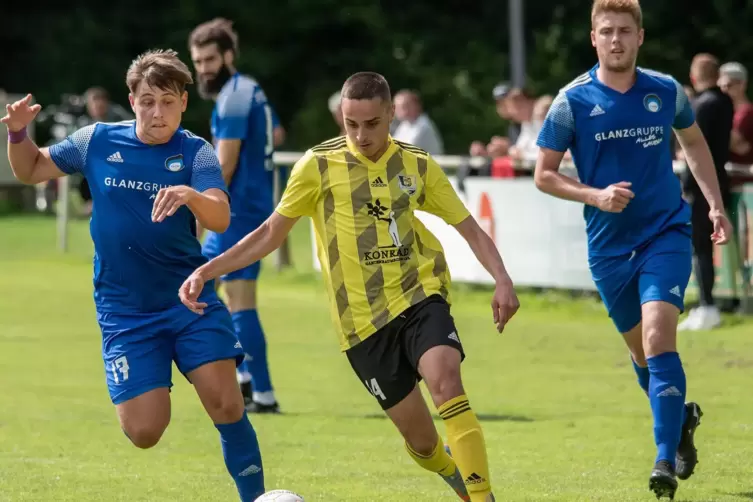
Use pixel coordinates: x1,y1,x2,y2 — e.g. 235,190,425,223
112,356,130,384
365,378,386,401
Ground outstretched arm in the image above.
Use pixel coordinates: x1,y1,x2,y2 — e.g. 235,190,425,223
180,212,297,313
419,155,519,332
180,150,322,313
453,216,511,285
3,94,83,184
200,212,296,281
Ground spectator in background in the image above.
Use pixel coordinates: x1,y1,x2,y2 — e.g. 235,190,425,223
79,87,133,216
392,90,444,155
493,82,520,143
679,53,734,331
328,91,346,136
509,94,553,164
469,83,518,159
719,62,753,166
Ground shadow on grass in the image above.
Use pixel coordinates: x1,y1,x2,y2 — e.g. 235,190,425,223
359,412,534,423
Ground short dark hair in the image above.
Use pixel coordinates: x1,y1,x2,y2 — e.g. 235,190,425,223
86,86,109,101
341,72,392,103
189,18,239,55
691,53,720,82
126,49,194,95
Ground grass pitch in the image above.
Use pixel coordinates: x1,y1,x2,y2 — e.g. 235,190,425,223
1,215,752,501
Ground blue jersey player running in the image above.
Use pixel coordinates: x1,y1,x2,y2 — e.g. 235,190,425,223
534,1,733,499
189,18,282,414
2,49,265,502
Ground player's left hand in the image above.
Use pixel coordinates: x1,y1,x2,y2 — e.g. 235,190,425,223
492,277,520,333
179,271,208,315
709,209,733,245
152,185,196,223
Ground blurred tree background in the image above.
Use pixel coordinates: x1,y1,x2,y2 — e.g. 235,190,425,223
3,1,753,153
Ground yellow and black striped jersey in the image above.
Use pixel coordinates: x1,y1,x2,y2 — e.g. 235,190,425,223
276,135,470,351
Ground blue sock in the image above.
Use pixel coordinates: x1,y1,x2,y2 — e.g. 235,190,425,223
216,415,265,501
232,310,273,393
647,352,686,467
632,358,650,395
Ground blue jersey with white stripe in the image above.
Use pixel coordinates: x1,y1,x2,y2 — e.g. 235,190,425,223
49,120,227,313
211,73,278,219
537,65,695,258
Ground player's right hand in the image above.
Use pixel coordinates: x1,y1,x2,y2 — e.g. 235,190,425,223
595,181,634,213
0,94,42,132
179,272,208,315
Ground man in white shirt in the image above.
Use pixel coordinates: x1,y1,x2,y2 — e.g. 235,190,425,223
393,90,444,155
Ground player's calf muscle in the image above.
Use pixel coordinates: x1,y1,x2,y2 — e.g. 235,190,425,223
386,387,438,455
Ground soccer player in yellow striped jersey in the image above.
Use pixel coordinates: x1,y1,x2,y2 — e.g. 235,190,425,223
179,72,520,502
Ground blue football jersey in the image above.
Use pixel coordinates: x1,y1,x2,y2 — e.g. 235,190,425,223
537,65,696,258
49,120,227,313
211,73,278,219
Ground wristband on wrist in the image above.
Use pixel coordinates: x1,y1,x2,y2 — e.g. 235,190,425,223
8,127,27,144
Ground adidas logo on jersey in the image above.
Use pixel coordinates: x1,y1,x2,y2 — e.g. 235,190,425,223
371,176,387,188
590,104,606,117
107,151,124,163
669,285,682,297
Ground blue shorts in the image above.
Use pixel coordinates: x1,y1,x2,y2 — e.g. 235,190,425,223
202,216,266,282
98,301,244,404
591,225,693,334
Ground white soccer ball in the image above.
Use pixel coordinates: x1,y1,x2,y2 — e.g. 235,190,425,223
254,490,305,502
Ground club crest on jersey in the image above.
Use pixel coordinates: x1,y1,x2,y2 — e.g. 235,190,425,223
643,94,662,113
165,154,184,172
397,174,417,195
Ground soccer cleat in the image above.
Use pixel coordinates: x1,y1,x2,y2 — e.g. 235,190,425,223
240,381,253,408
443,445,470,501
440,467,470,501
246,400,281,414
676,402,703,480
649,460,678,500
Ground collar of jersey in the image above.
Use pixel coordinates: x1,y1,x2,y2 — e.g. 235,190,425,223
345,134,398,167
590,63,644,96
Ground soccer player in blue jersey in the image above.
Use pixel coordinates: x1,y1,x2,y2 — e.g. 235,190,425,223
2,49,264,501
189,18,281,413
534,1,733,499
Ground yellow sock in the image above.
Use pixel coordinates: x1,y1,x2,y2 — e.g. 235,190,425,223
438,395,492,502
405,435,457,477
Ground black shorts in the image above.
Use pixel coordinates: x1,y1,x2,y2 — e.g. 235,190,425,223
345,295,465,410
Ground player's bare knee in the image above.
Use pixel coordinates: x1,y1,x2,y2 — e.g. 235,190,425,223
405,432,438,457
122,421,168,449
205,391,245,424
642,323,675,357
426,369,464,407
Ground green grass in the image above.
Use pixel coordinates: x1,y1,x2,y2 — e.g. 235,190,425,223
1,215,752,502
